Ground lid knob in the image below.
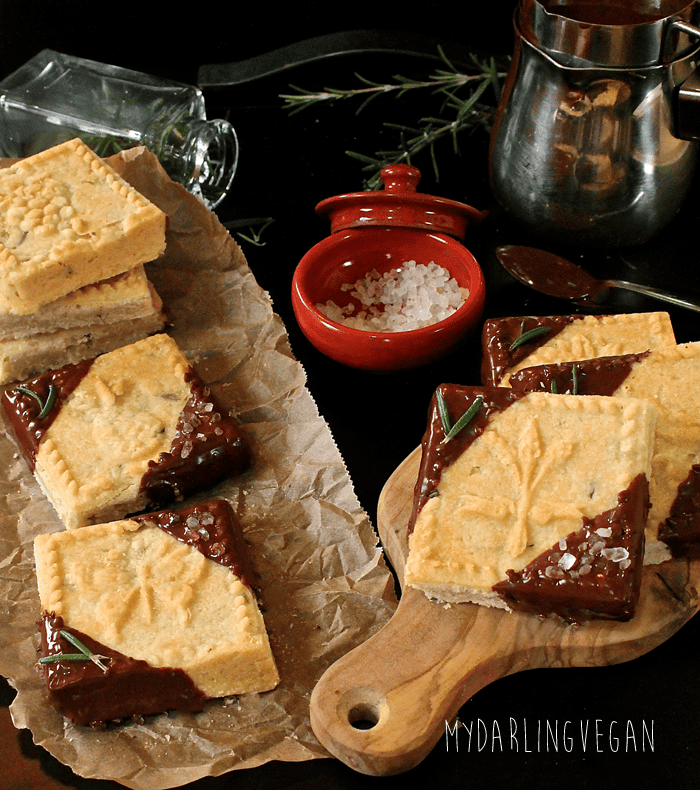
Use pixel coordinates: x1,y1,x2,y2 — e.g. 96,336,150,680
380,164,421,194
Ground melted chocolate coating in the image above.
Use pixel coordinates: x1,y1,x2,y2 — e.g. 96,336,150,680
38,612,208,727
508,352,649,396
139,371,251,507
480,315,590,386
409,384,527,534
1,358,94,471
493,474,650,623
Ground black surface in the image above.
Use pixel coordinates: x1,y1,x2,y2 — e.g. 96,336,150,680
2,2,699,788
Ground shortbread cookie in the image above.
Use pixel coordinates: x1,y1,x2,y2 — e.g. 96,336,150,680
34,499,279,725
0,138,166,315
405,385,656,622
1,334,251,528
0,313,165,385
509,342,700,563
0,266,162,341
481,312,676,386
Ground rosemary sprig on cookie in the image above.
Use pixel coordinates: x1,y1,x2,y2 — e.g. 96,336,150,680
437,390,483,443
509,324,551,351
17,384,57,419
39,630,110,672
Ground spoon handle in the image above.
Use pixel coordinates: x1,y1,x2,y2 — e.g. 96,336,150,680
606,280,700,313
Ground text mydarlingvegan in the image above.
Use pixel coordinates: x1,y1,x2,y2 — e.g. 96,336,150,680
446,718,654,754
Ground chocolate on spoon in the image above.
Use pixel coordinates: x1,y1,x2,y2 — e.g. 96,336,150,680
496,245,700,314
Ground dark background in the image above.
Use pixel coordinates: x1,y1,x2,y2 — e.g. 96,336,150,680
2,2,700,789
0,1,519,81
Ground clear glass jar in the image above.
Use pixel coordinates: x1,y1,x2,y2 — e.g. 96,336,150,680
0,49,238,209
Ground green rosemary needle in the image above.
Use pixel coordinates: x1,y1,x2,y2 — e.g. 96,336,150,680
571,364,579,396
438,393,483,444
39,652,93,665
445,396,483,442
60,629,92,655
38,630,110,672
17,383,57,419
436,389,451,435
509,325,551,351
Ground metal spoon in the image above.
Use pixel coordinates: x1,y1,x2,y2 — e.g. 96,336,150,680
495,245,700,314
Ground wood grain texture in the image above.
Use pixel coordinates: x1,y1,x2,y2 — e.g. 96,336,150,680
309,448,700,776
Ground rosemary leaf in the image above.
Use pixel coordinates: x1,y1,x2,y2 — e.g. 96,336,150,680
39,652,92,665
436,389,452,435
17,383,57,419
509,326,551,351
38,384,57,419
442,396,483,443
60,629,91,655
571,364,579,396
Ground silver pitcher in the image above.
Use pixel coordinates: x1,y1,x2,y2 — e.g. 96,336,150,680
489,0,700,247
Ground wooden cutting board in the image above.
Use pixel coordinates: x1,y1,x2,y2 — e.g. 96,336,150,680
309,448,700,776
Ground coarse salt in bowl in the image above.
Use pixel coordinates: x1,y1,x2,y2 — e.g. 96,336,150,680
317,260,469,333
291,225,486,372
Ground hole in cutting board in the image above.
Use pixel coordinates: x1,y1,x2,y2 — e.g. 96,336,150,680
348,703,379,730
336,687,388,731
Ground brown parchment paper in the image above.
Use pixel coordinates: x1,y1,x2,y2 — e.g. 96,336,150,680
0,148,398,789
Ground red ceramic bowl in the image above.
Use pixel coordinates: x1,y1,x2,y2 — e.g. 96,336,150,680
291,225,486,372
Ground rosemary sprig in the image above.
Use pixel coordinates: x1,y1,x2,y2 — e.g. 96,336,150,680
437,390,483,443
223,216,275,247
39,629,110,672
17,384,57,419
509,325,551,352
280,51,494,114
280,47,505,189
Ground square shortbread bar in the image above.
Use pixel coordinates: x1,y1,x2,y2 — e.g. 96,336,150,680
34,499,279,725
404,385,656,622
0,266,162,341
509,342,700,564
480,312,676,386
0,267,165,384
1,334,251,528
0,138,166,315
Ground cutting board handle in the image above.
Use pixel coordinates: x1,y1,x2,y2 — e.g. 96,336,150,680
309,585,533,776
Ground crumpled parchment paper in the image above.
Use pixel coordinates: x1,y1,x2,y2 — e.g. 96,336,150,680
0,147,398,789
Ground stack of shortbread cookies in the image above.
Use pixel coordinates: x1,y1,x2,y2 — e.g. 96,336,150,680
0,137,167,384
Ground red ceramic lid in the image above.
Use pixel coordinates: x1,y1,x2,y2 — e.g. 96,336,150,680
314,164,487,239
